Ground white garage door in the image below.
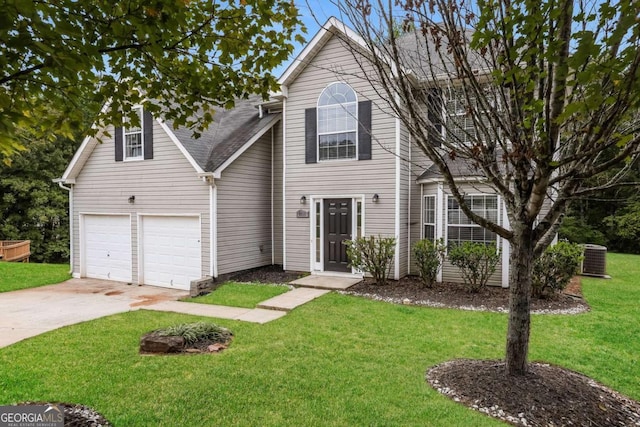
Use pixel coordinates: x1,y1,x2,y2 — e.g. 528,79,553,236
83,215,132,282
141,216,201,290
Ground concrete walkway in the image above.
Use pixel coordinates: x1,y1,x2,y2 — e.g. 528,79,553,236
290,274,362,290
144,301,288,323
257,287,329,311
0,275,355,348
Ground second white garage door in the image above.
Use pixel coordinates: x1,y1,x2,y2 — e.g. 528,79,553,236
141,216,201,290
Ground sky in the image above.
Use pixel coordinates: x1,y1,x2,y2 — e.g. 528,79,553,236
272,0,343,78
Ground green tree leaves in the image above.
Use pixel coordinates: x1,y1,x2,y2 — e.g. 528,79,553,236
0,0,305,161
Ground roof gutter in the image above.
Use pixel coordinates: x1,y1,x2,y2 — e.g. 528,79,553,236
417,176,486,184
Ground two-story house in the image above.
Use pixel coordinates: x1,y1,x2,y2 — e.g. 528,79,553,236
57,17,511,291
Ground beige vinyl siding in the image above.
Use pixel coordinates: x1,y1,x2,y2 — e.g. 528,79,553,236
422,182,503,286
272,122,284,264
216,131,274,274
398,120,410,277
72,121,210,283
284,34,398,274
409,141,434,275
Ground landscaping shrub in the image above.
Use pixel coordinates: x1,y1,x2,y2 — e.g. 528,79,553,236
345,235,396,285
447,242,500,292
532,241,583,299
156,322,233,345
412,238,446,288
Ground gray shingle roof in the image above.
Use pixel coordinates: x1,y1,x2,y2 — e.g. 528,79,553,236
166,96,278,173
418,157,484,181
395,28,488,80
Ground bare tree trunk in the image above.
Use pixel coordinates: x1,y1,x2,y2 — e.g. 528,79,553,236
506,225,534,376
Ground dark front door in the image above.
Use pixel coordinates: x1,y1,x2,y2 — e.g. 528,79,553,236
324,199,352,272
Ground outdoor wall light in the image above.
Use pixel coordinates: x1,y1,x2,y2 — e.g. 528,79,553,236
128,195,135,204
300,195,307,204
372,193,379,203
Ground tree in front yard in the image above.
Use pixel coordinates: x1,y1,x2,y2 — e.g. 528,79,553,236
337,0,640,375
0,0,305,162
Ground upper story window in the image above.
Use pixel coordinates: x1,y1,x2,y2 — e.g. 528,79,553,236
428,86,491,146
445,88,479,145
317,82,357,161
447,194,498,246
123,107,144,160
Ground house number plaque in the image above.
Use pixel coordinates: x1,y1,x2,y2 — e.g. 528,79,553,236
296,209,309,218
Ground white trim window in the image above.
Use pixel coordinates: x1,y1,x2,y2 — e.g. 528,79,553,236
447,194,498,246
444,87,490,145
124,107,144,160
423,195,436,240
317,82,357,161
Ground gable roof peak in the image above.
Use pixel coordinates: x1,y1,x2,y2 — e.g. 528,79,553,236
278,17,368,88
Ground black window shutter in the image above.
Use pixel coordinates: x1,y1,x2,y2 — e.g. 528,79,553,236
305,107,317,164
358,100,372,160
114,126,123,162
143,109,154,160
427,88,443,147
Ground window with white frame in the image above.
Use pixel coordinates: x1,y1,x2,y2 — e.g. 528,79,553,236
444,87,490,145
447,194,498,246
423,195,436,240
123,107,143,160
317,82,357,161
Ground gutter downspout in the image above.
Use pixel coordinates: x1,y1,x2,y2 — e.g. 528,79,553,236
282,91,287,270
212,183,218,278
394,95,401,280
200,174,217,278
271,126,275,265
56,181,73,274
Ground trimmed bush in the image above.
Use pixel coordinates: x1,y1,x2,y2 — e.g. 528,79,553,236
413,238,446,288
156,322,233,345
345,235,396,285
532,241,583,299
448,242,500,293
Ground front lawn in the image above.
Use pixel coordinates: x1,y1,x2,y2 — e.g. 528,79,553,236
0,254,638,426
182,282,290,308
0,262,70,293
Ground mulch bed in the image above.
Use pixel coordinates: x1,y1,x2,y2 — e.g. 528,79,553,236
228,266,589,314
229,264,304,284
13,402,112,426
428,360,640,426
345,275,589,314
182,338,230,354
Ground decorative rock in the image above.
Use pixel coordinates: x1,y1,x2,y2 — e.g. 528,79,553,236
207,343,227,353
140,333,185,354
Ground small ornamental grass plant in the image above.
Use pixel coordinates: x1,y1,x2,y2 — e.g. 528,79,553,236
413,239,446,288
156,322,232,345
532,241,583,299
345,235,396,285
448,242,500,293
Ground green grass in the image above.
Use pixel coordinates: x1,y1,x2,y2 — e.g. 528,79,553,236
0,262,70,293
0,254,638,426
182,282,290,308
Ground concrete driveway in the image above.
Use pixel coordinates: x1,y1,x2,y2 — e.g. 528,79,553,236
0,278,188,348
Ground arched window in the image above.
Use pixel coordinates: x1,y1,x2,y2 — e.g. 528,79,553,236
317,82,357,161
